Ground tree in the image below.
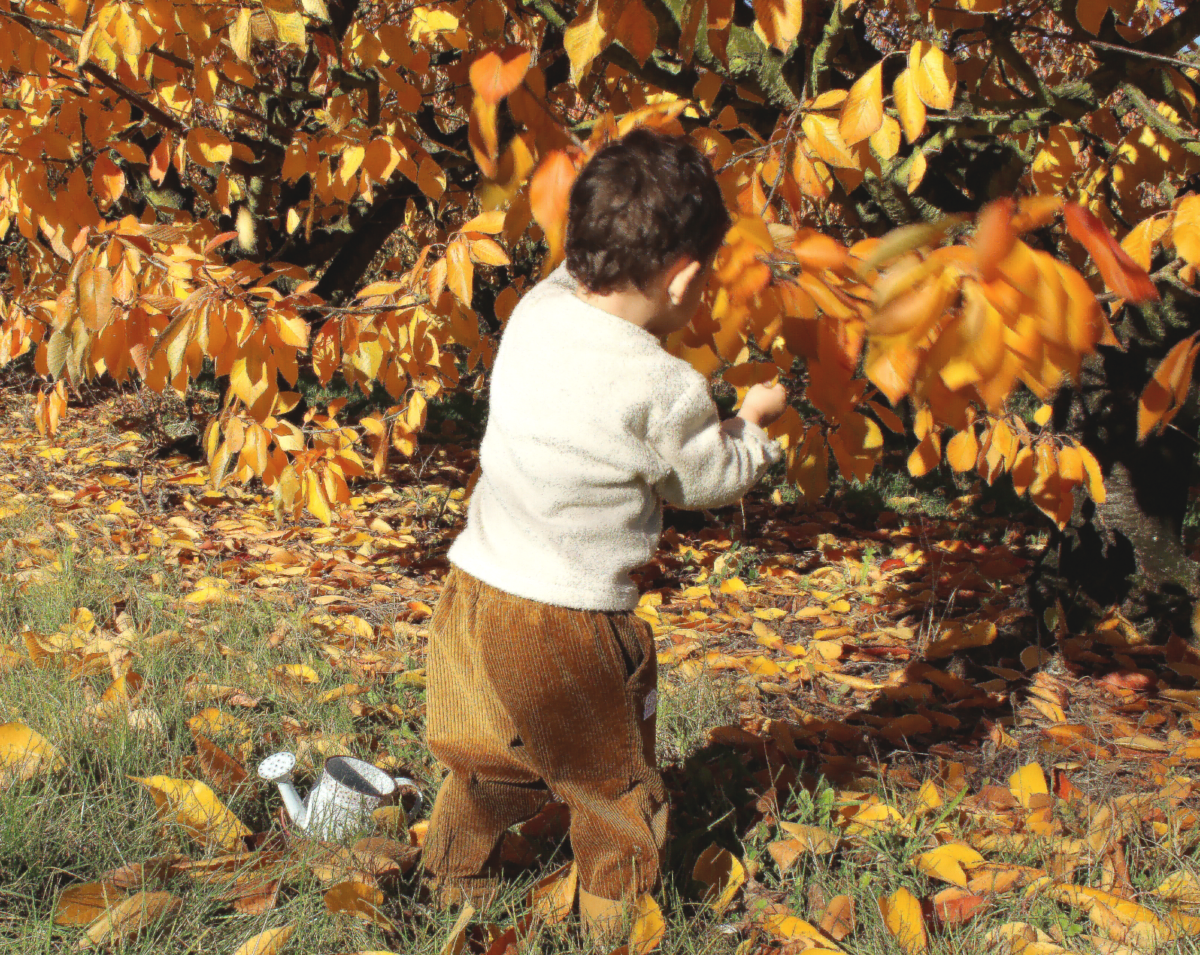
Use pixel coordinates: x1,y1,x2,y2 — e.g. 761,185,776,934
3,0,1198,628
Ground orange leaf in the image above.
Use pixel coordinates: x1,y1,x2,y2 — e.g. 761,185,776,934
79,266,113,331
529,150,577,263
908,430,941,477
973,198,1016,282
819,894,855,941
93,154,125,202
945,427,979,472
1064,203,1159,303
469,46,531,105
599,0,659,66
1138,333,1200,440
753,0,803,53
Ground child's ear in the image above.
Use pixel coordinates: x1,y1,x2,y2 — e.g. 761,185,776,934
666,258,703,305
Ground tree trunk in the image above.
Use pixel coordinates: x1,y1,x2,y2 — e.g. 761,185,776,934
1029,340,1200,642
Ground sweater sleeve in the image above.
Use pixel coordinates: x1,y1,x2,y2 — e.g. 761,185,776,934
648,379,784,509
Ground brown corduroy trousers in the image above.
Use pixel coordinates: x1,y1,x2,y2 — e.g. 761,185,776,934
422,567,667,902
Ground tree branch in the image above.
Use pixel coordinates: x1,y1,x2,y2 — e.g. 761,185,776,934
311,180,422,306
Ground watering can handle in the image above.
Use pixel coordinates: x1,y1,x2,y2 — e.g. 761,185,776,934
392,776,424,823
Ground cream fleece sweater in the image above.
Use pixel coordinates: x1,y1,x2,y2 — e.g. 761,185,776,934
446,264,784,611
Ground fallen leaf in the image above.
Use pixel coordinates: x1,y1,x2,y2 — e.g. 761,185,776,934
441,903,474,955
530,862,577,924
879,888,927,954
1008,762,1049,809
629,893,665,955
135,776,251,851
0,721,66,787
819,893,855,940
692,845,746,914
76,890,182,950
231,925,294,955
324,880,394,931
54,883,127,927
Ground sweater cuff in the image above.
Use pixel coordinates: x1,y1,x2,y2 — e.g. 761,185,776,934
722,416,785,464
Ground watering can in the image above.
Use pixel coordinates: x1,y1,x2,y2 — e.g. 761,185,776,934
256,751,422,841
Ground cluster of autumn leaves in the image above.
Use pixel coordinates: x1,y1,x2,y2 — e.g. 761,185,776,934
3,0,1199,529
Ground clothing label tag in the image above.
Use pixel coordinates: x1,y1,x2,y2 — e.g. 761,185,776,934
643,689,658,720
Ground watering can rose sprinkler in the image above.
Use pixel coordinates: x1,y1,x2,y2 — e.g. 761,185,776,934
257,751,423,841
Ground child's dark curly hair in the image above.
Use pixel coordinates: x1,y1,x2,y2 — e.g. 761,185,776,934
565,128,731,294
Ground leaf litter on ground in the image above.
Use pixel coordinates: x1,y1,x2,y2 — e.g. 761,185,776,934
3,390,1200,953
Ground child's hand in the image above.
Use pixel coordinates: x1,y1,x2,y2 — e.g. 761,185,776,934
738,381,788,429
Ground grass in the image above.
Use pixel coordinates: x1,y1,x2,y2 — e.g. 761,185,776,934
5,503,1200,955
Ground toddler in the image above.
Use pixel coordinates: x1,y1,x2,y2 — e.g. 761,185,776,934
422,128,788,938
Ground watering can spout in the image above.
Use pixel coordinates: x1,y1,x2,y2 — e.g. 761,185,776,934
276,778,308,829
256,752,307,830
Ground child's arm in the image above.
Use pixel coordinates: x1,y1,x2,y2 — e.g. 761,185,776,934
649,381,786,510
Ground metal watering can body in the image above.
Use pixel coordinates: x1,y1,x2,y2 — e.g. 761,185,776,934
257,752,422,841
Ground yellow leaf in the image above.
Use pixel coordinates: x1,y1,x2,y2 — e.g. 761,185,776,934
469,237,510,266
893,70,927,143
185,586,241,605
530,862,577,924
1139,333,1200,440
563,3,606,84
408,6,458,40
272,663,318,684
1172,194,1200,266
0,722,66,787
417,158,446,200
907,429,940,477
870,115,901,160
305,469,333,525
439,903,473,955
908,152,928,194
840,63,884,145
879,888,927,953
910,40,956,110
461,209,507,234
262,0,307,46
600,0,658,66
135,776,251,850
446,238,474,306
802,114,858,168
54,883,127,927
1154,870,1200,904
692,846,746,915
324,881,394,930
338,144,365,186
1008,762,1049,809
945,427,978,472
77,891,182,950
762,910,828,941
629,893,665,955
1122,214,1168,270
187,128,233,169
719,577,747,593
229,8,253,60
778,822,838,854
913,844,985,887
232,925,295,955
